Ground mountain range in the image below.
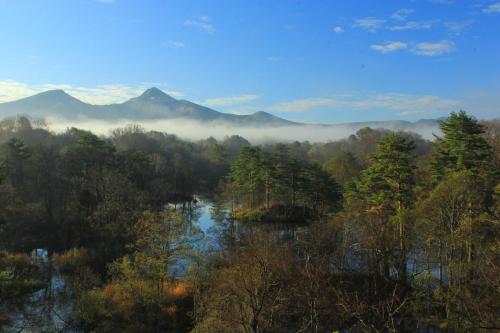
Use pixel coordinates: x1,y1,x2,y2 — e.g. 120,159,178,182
0,87,440,136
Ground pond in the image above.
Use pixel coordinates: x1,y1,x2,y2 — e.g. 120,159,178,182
5,198,225,333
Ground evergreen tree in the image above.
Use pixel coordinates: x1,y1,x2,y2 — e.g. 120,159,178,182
230,146,264,208
301,163,342,218
431,110,492,180
359,133,416,213
358,133,416,282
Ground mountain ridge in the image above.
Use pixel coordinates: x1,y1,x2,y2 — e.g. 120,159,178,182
0,88,440,135
0,87,298,126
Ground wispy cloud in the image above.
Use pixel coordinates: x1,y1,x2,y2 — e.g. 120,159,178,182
483,2,500,13
333,26,344,33
165,40,185,48
0,80,182,104
184,16,215,33
391,8,415,21
268,93,459,115
411,40,454,56
353,17,386,32
371,41,407,54
444,20,473,35
201,94,260,107
389,21,433,31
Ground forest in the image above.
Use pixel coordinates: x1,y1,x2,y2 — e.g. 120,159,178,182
0,111,498,332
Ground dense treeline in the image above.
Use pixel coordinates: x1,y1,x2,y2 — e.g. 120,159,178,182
227,144,342,222
0,112,499,332
0,118,248,253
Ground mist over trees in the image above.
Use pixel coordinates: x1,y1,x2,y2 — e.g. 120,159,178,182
0,111,498,332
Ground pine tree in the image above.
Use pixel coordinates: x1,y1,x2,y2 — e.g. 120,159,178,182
230,146,264,208
359,133,416,213
431,110,492,181
358,133,416,282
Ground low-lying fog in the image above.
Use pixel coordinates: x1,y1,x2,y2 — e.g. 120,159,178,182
44,117,440,143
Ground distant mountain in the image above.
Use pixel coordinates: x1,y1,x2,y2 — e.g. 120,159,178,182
0,87,297,126
0,87,440,136
0,89,92,118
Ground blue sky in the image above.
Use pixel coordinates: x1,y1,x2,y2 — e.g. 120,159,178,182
0,0,499,123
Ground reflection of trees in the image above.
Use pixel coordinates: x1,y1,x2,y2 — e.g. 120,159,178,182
208,196,303,251
178,201,203,236
2,255,79,333
210,199,228,225
209,198,239,250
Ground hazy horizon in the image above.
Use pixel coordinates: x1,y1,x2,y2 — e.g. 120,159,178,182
44,116,443,143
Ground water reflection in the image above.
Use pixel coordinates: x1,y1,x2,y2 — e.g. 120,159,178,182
6,199,224,333
4,250,79,333
168,197,234,276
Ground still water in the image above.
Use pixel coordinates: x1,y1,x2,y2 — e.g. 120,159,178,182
5,198,223,333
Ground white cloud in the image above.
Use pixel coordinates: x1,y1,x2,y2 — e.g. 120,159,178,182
267,93,459,115
184,16,215,33
333,26,344,33
483,2,500,13
389,21,433,31
391,8,415,21
412,40,454,56
353,17,386,32
201,94,260,107
444,20,473,35
0,80,183,104
371,41,407,54
0,80,39,102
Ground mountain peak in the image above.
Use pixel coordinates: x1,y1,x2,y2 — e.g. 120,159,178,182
26,89,85,104
249,111,281,120
139,87,174,100
252,111,272,116
244,110,298,126
39,89,72,98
